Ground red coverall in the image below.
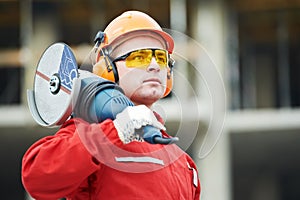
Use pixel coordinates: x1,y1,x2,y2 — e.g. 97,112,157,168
22,116,201,200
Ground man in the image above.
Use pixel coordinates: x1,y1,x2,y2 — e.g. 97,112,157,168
22,10,201,199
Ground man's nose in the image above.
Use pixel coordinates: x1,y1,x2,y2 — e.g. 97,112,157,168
147,57,160,72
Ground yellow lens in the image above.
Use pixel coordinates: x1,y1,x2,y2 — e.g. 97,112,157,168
154,50,168,68
125,49,152,68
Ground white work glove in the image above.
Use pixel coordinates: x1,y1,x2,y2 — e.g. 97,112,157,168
113,105,166,144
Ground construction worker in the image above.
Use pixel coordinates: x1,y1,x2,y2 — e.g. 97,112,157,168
22,10,201,199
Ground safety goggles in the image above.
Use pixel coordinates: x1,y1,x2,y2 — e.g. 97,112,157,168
113,49,169,69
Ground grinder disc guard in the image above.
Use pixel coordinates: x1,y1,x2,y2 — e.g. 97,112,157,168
28,43,80,127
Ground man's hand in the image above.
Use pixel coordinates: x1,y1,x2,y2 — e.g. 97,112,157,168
113,105,165,144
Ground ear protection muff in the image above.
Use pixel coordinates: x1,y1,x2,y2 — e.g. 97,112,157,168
93,50,119,83
163,57,174,97
93,31,119,83
92,30,174,97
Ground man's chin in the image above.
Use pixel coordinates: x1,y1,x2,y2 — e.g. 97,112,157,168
131,92,163,105
146,88,164,99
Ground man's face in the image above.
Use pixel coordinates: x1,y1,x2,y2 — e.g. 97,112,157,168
114,36,168,107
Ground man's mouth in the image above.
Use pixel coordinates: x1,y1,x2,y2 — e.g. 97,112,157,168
143,78,161,84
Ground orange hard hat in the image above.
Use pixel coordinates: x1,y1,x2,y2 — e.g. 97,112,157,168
101,10,174,54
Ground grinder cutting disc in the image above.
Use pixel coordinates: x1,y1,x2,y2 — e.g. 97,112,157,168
28,43,80,127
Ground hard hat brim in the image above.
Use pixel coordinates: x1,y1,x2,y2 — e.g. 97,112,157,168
104,29,174,54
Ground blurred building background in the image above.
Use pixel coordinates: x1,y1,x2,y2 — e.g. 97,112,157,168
0,0,300,199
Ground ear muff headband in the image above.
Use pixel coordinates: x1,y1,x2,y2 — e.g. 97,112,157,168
93,31,119,83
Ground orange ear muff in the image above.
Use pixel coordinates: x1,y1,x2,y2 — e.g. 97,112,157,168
164,76,173,97
163,59,174,97
93,55,119,83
